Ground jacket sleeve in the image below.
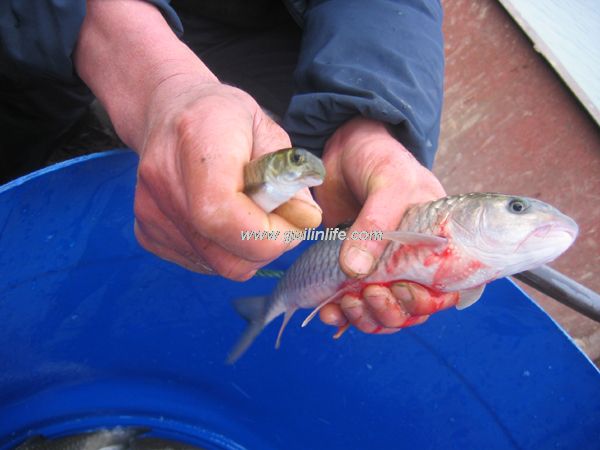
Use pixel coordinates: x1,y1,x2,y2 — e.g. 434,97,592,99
0,0,183,82
282,0,444,168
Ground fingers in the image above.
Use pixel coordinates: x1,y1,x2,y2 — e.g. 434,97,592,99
134,221,214,274
319,119,446,279
313,139,362,228
251,109,292,157
362,285,410,328
390,283,459,315
333,152,411,277
134,83,311,281
318,283,458,336
338,191,399,278
337,149,420,277
319,303,348,327
174,103,302,261
135,177,265,280
273,188,323,229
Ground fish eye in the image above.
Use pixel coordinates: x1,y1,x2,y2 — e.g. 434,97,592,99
290,151,305,165
508,198,528,214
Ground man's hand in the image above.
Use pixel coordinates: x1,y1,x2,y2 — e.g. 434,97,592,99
74,0,321,279
135,80,323,279
314,117,457,334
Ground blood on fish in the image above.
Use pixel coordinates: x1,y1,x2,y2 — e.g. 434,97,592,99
385,244,418,274
432,250,486,290
424,245,452,267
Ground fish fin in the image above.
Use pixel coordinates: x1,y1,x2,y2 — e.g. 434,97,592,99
228,296,273,364
301,289,350,328
456,285,486,310
275,307,298,349
382,231,447,247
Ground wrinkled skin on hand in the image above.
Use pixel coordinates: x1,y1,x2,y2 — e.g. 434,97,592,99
314,117,458,335
134,78,322,280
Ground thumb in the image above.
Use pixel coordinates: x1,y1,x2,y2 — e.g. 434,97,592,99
273,187,323,229
339,183,407,278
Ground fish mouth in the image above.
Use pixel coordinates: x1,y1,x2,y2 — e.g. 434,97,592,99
303,173,325,187
516,221,578,255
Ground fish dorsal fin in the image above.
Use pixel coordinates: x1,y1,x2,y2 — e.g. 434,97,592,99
301,288,352,328
456,285,486,310
382,231,447,247
275,306,298,349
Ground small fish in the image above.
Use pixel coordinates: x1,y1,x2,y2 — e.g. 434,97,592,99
14,427,148,450
244,147,326,213
228,193,578,363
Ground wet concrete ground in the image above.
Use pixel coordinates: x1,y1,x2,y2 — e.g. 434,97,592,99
437,0,600,365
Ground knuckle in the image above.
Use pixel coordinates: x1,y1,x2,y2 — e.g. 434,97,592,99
133,195,154,225
174,108,203,140
187,193,238,238
134,226,155,254
137,154,162,188
380,312,408,329
215,261,254,282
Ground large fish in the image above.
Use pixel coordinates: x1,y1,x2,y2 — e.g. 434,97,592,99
244,147,325,213
228,193,578,363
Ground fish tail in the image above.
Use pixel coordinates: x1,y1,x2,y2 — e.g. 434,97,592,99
228,296,275,364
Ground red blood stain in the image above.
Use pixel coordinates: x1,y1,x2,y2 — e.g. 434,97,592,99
402,316,423,327
385,244,418,274
432,247,486,290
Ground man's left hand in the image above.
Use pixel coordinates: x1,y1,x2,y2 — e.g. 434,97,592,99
314,117,457,334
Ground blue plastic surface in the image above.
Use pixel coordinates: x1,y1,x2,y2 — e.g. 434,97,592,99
0,151,599,449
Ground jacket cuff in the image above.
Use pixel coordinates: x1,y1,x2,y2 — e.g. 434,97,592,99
282,0,444,169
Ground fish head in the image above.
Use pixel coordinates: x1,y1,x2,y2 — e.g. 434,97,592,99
449,193,578,276
268,148,326,189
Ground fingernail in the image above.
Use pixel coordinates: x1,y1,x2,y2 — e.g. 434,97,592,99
294,189,322,212
319,308,347,327
392,283,413,303
344,246,374,276
366,294,387,310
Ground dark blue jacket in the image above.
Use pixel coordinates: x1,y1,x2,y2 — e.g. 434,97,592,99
0,0,444,168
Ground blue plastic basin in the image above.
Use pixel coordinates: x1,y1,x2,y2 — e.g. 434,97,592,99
0,151,599,449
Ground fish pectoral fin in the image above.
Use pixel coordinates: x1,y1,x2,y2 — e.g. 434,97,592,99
456,285,486,310
301,289,351,328
382,231,447,247
275,307,298,349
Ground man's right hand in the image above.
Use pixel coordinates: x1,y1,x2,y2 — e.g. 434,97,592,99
74,0,321,280
134,79,321,279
